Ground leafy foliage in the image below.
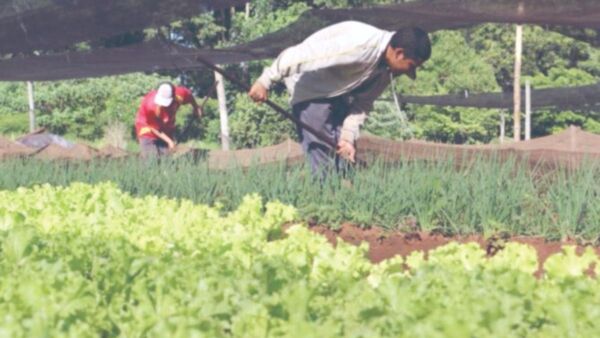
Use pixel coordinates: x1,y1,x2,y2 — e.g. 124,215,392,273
0,74,170,140
465,24,600,139
35,74,170,140
0,113,29,135
229,92,297,148
0,82,29,116
1,183,600,337
393,30,502,143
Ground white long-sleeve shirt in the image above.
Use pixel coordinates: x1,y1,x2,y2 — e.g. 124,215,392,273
257,21,394,143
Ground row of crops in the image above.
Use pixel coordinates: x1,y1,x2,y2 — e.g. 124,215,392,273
1,183,600,337
1,157,600,239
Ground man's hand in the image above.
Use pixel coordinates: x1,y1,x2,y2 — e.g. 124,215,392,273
150,127,176,150
162,134,176,150
248,81,268,103
166,139,176,150
336,140,356,163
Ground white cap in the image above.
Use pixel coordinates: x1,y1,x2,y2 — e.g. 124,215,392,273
154,83,174,107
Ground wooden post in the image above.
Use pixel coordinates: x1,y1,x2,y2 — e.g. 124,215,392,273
27,81,36,132
214,70,230,150
513,24,523,142
500,110,505,144
525,80,531,140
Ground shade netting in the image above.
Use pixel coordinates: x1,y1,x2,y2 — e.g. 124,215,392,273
0,0,246,54
379,82,600,110
1,0,598,81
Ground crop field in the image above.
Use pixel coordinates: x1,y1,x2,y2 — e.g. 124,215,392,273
1,182,600,337
1,157,600,239
2,0,599,336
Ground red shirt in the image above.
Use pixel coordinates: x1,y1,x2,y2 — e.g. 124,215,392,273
135,86,194,140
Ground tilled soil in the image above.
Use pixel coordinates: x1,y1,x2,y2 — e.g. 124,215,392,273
0,136,36,158
305,223,600,276
99,145,131,159
33,143,100,160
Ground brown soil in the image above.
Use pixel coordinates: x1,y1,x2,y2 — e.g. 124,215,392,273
304,223,600,276
3,130,599,168
170,145,207,160
0,136,28,150
33,143,100,160
207,139,304,170
0,136,36,158
98,145,131,159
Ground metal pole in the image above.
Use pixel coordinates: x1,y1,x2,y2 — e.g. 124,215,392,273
214,70,230,151
513,24,523,142
27,81,36,132
525,80,531,140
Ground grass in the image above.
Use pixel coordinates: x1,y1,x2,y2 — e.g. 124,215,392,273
0,156,599,240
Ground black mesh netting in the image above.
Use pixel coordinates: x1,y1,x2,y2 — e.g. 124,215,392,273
0,0,246,54
379,82,600,109
0,0,599,82
229,0,600,64
0,40,245,81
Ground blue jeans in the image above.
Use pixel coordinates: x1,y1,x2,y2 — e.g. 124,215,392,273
139,137,169,158
292,97,351,178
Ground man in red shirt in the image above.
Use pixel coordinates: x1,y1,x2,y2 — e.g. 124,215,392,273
135,82,203,157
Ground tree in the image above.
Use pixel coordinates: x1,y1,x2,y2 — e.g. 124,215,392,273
378,30,501,144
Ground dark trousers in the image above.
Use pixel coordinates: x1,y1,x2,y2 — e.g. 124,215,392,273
292,97,351,178
139,137,169,158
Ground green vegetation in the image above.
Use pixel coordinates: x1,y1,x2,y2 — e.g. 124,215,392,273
1,2,598,336
1,183,599,337
0,113,29,136
0,74,169,140
1,158,599,240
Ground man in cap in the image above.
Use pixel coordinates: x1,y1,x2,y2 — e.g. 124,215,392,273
248,21,431,177
135,82,203,157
